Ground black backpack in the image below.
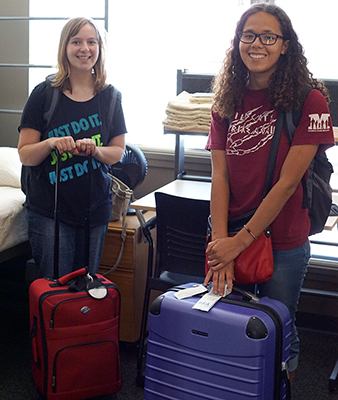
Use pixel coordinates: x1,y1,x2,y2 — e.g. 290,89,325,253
282,87,334,236
43,74,119,129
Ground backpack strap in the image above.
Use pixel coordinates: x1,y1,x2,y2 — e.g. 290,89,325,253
284,85,314,209
107,85,118,129
265,111,284,196
284,85,313,143
43,74,61,130
43,79,118,133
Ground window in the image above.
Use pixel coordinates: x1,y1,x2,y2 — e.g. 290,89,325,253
106,0,251,149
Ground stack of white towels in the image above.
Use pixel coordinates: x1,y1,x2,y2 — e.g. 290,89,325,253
163,91,213,133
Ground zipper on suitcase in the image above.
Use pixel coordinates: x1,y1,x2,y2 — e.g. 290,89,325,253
49,295,91,329
30,315,41,368
49,293,118,329
38,283,119,311
51,340,120,393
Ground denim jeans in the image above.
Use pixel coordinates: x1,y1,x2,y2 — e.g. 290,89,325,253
26,209,108,278
240,240,310,372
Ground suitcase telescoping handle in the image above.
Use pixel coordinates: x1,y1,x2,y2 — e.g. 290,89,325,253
53,149,92,280
53,148,60,280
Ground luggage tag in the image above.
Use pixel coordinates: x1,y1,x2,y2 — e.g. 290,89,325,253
86,274,108,300
174,284,208,300
192,284,230,312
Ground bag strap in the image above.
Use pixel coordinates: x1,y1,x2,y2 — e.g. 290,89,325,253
283,85,314,209
228,111,283,195
101,86,127,276
284,85,313,143
44,79,118,132
107,86,118,129
264,111,284,196
44,74,61,129
103,177,133,276
100,87,126,276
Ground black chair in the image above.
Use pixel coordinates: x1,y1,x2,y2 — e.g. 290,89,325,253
136,192,210,386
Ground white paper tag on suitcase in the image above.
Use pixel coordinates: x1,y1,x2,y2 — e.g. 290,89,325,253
192,284,230,312
174,284,208,300
192,291,222,312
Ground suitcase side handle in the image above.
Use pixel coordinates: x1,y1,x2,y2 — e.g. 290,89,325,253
170,285,259,303
56,268,88,286
228,287,259,303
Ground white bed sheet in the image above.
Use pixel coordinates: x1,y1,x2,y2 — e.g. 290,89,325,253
0,186,28,253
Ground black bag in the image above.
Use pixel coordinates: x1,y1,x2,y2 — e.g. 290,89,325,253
283,86,334,236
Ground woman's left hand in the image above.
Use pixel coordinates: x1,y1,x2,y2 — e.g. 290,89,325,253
204,259,234,295
75,138,96,156
205,237,242,295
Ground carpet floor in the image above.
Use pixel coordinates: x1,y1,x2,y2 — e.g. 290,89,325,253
0,256,337,399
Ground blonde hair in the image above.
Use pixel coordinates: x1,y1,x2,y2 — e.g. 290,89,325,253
52,17,107,93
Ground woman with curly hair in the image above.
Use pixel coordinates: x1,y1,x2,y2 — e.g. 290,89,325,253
205,3,334,381
18,17,127,278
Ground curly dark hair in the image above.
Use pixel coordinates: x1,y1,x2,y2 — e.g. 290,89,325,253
213,3,330,119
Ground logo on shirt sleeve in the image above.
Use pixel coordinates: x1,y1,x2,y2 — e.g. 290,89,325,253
308,113,331,132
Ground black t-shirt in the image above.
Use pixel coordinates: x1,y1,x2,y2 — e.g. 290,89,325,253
19,82,127,227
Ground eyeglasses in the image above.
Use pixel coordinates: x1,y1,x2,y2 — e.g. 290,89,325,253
237,31,284,46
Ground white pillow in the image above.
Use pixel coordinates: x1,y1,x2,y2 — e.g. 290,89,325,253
0,147,22,188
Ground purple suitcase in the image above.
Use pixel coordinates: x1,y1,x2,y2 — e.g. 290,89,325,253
144,284,291,400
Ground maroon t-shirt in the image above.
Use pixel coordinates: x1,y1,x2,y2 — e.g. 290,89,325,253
206,88,334,250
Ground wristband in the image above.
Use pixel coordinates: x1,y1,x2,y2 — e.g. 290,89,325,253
243,224,257,240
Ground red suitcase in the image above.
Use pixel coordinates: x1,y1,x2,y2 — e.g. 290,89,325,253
29,152,122,399
29,269,121,399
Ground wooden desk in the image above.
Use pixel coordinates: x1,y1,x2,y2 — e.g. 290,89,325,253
99,211,156,342
130,179,211,211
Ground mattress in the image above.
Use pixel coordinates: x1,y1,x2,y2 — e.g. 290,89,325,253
0,186,28,253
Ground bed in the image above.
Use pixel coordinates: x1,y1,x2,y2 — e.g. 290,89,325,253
0,147,30,264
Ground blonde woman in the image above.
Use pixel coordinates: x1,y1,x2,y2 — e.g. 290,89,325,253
18,17,126,278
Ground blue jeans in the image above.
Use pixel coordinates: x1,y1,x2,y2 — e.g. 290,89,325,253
26,209,108,278
240,240,310,372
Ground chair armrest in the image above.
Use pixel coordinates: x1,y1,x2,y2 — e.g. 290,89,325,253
142,216,157,237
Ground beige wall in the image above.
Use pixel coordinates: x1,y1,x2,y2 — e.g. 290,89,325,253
0,1,29,147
